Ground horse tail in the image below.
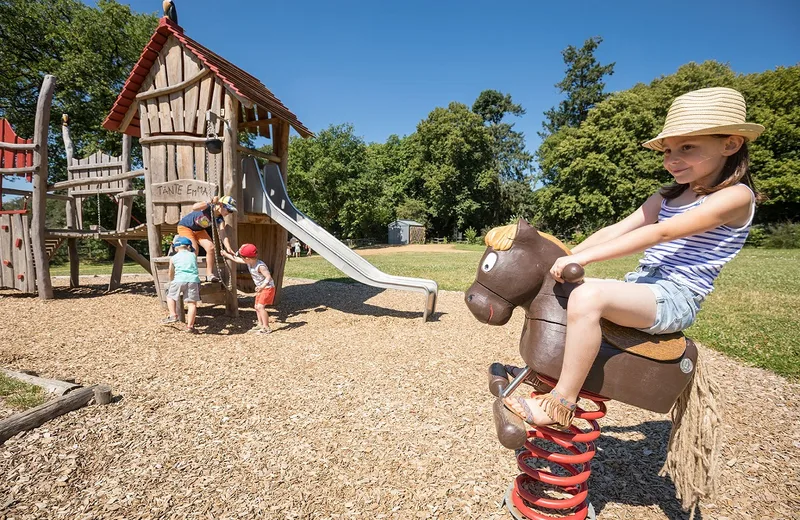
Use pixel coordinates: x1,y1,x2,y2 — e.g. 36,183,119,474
659,354,723,520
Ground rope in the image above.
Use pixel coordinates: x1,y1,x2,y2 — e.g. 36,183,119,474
96,193,101,229
659,355,722,519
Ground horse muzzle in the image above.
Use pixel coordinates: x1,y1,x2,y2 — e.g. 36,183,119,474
465,281,514,325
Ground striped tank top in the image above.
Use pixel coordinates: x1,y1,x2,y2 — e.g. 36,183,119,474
639,185,755,298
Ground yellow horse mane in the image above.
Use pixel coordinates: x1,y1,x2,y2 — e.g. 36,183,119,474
484,222,572,256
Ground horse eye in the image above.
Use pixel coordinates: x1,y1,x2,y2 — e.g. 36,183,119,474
482,252,498,272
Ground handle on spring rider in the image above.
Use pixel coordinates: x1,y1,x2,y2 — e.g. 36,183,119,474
562,263,585,284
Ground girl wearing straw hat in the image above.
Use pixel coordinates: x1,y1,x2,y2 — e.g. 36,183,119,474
505,87,763,430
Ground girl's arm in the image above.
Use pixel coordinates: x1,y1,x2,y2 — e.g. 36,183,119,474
553,185,752,281
191,196,219,211
217,222,234,253
571,193,662,254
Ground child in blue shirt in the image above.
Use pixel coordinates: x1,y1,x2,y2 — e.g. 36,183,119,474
162,236,201,333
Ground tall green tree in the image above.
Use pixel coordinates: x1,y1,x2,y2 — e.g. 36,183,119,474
533,61,799,237
407,102,499,237
540,36,615,137
0,0,157,241
287,124,390,238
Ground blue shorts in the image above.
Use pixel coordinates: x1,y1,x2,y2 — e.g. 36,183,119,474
623,266,703,335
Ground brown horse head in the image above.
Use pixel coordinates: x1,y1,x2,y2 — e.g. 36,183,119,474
464,219,571,325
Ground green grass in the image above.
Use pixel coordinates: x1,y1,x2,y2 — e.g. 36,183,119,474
49,261,148,276
0,373,47,410
285,248,800,380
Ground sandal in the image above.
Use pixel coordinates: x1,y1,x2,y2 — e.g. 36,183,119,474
503,389,576,429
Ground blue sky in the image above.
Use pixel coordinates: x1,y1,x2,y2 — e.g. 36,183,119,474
98,0,798,155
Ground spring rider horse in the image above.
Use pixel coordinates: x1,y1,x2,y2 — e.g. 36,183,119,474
465,220,720,520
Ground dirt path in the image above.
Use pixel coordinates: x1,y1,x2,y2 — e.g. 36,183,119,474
355,244,472,255
1,277,797,519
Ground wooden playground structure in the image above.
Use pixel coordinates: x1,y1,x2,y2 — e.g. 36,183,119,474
0,13,313,316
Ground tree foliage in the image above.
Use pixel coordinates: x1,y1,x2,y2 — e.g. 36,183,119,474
541,36,615,137
534,61,800,237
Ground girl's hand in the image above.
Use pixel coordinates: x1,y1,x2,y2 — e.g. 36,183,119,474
550,255,586,283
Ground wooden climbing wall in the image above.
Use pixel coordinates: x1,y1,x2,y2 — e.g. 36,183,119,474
0,214,35,292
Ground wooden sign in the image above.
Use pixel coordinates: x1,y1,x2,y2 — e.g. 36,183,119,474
151,180,217,204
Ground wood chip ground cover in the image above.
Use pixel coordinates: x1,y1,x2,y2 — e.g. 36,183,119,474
1,276,798,519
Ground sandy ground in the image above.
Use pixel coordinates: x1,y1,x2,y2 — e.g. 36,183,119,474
355,244,472,255
1,275,798,519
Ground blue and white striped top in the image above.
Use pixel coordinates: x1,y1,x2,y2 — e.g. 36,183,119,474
639,185,755,298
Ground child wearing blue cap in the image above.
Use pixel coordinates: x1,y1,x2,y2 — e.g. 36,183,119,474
162,235,201,333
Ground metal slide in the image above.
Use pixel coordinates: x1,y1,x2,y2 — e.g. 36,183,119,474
242,157,438,321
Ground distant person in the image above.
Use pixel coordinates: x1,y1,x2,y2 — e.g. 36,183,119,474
222,244,275,334
306,243,313,257
176,195,237,282
161,236,201,333
293,241,301,258
286,242,292,259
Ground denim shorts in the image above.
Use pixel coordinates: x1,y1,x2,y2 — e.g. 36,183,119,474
623,266,703,335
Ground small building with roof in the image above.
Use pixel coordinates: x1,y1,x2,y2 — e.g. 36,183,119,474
388,220,425,245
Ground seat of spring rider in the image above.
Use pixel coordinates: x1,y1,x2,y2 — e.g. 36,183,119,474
521,317,696,414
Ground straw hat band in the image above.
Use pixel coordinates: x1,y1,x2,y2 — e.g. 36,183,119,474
642,87,764,151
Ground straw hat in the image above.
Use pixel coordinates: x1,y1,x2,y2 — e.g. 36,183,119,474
642,87,764,151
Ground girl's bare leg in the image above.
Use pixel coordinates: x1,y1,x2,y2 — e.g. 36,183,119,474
198,237,215,278
186,302,197,328
505,280,658,425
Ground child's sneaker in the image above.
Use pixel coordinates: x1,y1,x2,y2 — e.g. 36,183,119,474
256,327,272,335
161,315,178,325
209,275,220,283
247,325,263,334
184,326,198,334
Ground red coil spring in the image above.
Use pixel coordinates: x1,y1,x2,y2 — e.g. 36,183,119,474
509,375,608,520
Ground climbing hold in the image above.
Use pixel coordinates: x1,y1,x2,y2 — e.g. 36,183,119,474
14,238,22,248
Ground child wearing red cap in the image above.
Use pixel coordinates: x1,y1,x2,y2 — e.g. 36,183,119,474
221,244,275,334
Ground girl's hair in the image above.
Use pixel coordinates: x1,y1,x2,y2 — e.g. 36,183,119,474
660,136,763,202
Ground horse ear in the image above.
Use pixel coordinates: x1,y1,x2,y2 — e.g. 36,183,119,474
516,218,540,239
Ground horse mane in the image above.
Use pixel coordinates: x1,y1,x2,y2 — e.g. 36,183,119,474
485,221,572,256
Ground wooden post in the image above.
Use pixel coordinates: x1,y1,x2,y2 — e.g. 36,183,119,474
222,92,239,317
271,120,290,304
61,115,79,288
139,101,165,306
31,75,55,300
109,134,134,290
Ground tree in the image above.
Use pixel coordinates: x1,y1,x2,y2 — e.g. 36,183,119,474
540,36,615,137
407,102,499,237
287,124,390,238
533,61,800,237
0,0,156,238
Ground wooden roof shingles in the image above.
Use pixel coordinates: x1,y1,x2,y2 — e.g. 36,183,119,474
103,17,313,138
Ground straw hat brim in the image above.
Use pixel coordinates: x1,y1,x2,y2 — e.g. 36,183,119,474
642,123,765,151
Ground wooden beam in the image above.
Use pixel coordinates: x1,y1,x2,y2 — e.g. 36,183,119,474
135,68,211,101
0,188,72,202
102,239,152,274
139,135,221,144
49,169,144,190
222,92,239,317
238,118,278,131
0,165,38,175
236,145,280,164
0,386,99,445
1,369,80,396
68,161,124,172
116,190,145,199
0,142,37,151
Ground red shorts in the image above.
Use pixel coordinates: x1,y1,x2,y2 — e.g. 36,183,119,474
255,286,275,306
